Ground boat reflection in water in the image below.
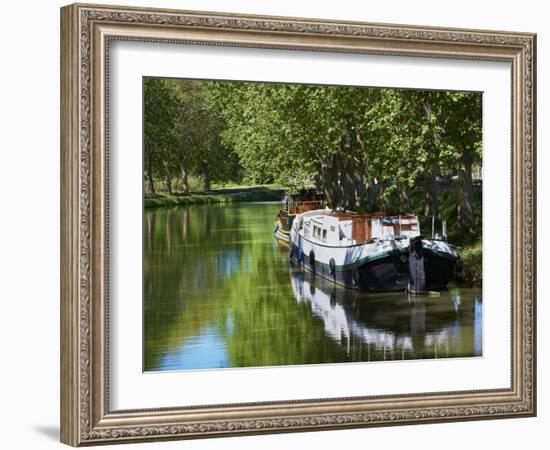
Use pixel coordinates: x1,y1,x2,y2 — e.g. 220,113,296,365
289,266,482,361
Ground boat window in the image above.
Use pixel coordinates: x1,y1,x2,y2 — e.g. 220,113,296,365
322,229,327,241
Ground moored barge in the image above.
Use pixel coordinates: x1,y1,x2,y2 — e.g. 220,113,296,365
289,209,460,292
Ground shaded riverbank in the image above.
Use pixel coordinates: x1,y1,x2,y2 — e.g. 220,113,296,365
455,241,482,287
144,185,285,208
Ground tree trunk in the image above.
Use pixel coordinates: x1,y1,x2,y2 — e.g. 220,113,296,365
367,182,378,212
339,134,359,211
324,178,340,210
379,182,392,212
423,174,438,218
355,172,366,212
351,128,367,212
400,186,412,212
203,168,211,192
422,96,441,218
180,165,189,193
164,175,172,195
162,161,172,195
342,171,356,211
320,159,340,209
457,153,475,233
145,155,155,194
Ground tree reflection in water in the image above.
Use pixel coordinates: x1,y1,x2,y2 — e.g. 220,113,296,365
144,203,482,372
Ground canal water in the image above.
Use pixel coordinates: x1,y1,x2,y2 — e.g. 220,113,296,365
144,202,482,372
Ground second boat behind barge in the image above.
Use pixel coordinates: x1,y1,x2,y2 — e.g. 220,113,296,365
274,189,324,244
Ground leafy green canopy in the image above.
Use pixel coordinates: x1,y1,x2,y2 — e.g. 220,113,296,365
144,78,481,238
144,78,241,193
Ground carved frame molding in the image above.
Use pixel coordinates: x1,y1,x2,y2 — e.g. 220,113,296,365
61,3,536,446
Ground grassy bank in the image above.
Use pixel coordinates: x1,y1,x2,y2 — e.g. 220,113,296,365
144,185,285,208
454,241,482,287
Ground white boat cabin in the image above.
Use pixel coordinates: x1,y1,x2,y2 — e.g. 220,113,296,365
298,211,420,247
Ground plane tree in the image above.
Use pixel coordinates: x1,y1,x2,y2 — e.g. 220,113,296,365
144,78,240,193
207,82,380,210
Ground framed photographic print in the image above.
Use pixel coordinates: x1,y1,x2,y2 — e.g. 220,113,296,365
60,3,536,446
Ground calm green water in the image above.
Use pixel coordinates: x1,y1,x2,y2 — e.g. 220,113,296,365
144,203,482,372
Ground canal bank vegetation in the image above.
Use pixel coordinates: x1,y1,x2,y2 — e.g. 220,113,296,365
455,241,483,287
144,185,285,208
144,78,482,249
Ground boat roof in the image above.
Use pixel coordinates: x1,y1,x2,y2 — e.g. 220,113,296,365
325,212,418,221
299,209,417,219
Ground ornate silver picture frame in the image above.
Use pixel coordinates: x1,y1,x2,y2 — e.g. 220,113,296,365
60,3,536,446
